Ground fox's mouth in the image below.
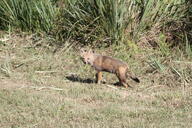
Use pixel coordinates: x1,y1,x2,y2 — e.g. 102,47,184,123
80,58,87,64
83,61,87,64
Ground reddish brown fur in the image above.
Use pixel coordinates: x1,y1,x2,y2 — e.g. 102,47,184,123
80,49,140,88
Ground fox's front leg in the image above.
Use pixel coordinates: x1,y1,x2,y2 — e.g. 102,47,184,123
96,71,102,84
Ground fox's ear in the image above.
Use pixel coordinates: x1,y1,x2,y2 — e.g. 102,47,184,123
80,49,83,54
88,49,92,53
80,48,86,53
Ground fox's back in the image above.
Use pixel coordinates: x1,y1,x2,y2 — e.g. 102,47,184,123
93,55,127,73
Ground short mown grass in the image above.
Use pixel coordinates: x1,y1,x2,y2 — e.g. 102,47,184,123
0,33,192,128
0,80,192,127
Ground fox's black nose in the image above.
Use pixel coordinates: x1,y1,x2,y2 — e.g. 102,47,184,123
80,58,86,64
83,61,86,64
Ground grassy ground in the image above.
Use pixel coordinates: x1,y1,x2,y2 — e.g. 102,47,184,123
0,33,192,128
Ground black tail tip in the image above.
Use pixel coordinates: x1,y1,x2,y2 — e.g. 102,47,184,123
132,77,140,83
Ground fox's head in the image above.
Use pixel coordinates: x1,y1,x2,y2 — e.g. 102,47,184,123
80,49,95,65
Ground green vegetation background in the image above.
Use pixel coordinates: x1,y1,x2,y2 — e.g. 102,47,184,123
0,0,191,48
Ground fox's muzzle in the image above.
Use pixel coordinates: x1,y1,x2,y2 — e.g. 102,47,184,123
81,57,87,64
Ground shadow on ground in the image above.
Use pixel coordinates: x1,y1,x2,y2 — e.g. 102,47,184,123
65,74,123,87
65,74,95,84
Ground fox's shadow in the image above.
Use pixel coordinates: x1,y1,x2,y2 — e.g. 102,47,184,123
65,74,122,86
65,74,95,84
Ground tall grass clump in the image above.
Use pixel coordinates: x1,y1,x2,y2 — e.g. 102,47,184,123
0,0,191,49
125,0,190,46
0,0,57,32
55,0,128,45
56,0,191,48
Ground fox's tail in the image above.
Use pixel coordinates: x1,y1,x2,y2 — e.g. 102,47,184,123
126,70,140,83
130,76,140,83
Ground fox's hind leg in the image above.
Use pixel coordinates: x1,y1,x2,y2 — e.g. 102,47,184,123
96,71,102,84
117,67,130,88
117,74,129,88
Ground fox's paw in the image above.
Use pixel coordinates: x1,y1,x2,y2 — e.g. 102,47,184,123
97,81,101,84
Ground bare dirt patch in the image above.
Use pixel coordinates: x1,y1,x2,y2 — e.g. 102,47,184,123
0,79,28,89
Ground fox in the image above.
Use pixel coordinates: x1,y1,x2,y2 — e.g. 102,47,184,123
80,49,140,88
